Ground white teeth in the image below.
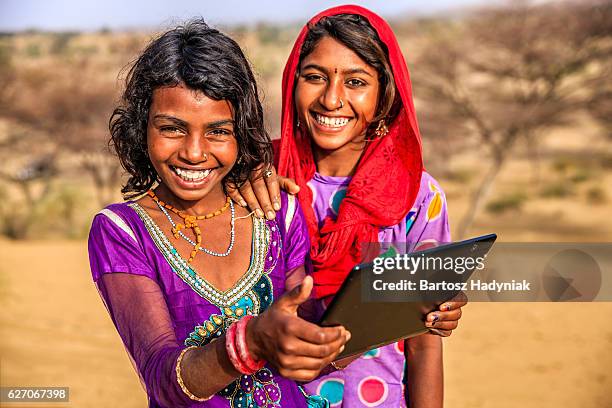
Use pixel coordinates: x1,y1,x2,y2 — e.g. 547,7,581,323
315,114,349,128
173,167,212,182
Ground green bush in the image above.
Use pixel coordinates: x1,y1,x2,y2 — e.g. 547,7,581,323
600,154,612,170
0,183,89,240
29,185,87,239
586,187,607,204
256,23,281,45
25,43,41,58
569,167,592,184
551,157,572,174
446,169,472,183
50,32,76,55
540,182,574,198
486,193,527,213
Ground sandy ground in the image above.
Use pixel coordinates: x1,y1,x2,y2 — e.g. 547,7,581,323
0,241,142,407
1,239,611,408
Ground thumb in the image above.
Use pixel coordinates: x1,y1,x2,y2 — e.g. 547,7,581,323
277,275,313,313
279,176,300,194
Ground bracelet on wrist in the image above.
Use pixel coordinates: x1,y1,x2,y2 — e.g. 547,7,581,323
175,346,212,402
225,322,253,374
235,315,266,372
225,316,267,375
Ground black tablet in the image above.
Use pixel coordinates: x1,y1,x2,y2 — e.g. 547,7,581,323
319,233,497,359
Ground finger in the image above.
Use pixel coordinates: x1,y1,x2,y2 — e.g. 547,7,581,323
426,320,458,331
238,181,264,218
279,329,348,359
328,340,348,364
278,368,321,382
278,175,300,194
263,166,281,212
294,322,349,346
226,184,248,208
426,308,462,324
278,355,329,370
250,173,275,220
439,292,468,311
276,346,344,370
428,328,452,337
275,276,314,313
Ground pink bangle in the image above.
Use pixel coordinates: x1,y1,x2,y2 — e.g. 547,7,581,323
225,322,252,374
236,315,266,372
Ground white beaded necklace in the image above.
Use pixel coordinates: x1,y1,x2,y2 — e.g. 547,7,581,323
155,198,236,257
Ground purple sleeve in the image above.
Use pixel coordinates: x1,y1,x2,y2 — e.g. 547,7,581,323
280,193,311,272
88,213,198,407
408,173,451,247
88,213,156,281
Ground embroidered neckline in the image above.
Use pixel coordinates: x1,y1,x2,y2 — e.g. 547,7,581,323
128,202,271,307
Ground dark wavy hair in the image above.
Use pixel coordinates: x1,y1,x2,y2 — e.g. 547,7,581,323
110,19,272,199
298,14,400,132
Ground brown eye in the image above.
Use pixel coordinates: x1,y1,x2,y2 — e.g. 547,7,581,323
304,74,326,83
207,128,234,141
160,126,183,135
346,78,366,88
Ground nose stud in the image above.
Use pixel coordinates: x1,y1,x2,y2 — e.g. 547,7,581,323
337,98,344,110
202,152,208,161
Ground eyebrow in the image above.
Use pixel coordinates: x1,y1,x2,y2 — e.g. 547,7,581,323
152,114,187,127
152,115,234,128
207,119,234,128
301,63,374,77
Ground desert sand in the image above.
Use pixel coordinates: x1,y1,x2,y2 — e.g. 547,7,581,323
1,235,611,407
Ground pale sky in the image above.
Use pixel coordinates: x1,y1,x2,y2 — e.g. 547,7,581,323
0,0,511,31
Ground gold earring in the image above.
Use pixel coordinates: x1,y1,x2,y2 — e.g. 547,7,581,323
374,119,388,137
296,118,301,128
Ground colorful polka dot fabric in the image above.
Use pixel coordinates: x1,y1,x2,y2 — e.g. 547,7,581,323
304,171,450,406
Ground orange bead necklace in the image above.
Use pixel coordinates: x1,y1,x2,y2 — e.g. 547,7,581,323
147,190,232,263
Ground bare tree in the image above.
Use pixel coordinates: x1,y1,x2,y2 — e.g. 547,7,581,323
0,153,58,238
0,40,16,108
3,56,121,208
414,0,612,238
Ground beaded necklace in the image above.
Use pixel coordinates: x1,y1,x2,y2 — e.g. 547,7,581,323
129,202,270,307
156,198,235,257
147,190,233,262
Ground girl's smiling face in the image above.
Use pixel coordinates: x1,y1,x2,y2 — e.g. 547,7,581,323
147,83,237,206
295,36,380,154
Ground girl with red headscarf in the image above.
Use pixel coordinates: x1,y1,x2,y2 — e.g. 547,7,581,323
232,5,463,407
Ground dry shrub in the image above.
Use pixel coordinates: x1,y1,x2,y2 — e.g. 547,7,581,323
413,0,612,237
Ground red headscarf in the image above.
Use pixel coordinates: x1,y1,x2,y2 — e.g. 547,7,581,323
277,5,424,299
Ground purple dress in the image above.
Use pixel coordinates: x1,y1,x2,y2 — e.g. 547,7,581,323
88,192,311,408
303,171,451,407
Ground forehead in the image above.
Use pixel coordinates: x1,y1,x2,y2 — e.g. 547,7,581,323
149,84,233,120
301,36,376,75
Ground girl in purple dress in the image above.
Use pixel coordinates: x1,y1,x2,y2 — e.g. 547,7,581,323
88,19,349,408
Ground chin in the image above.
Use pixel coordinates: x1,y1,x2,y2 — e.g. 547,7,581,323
173,187,216,202
310,133,353,152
